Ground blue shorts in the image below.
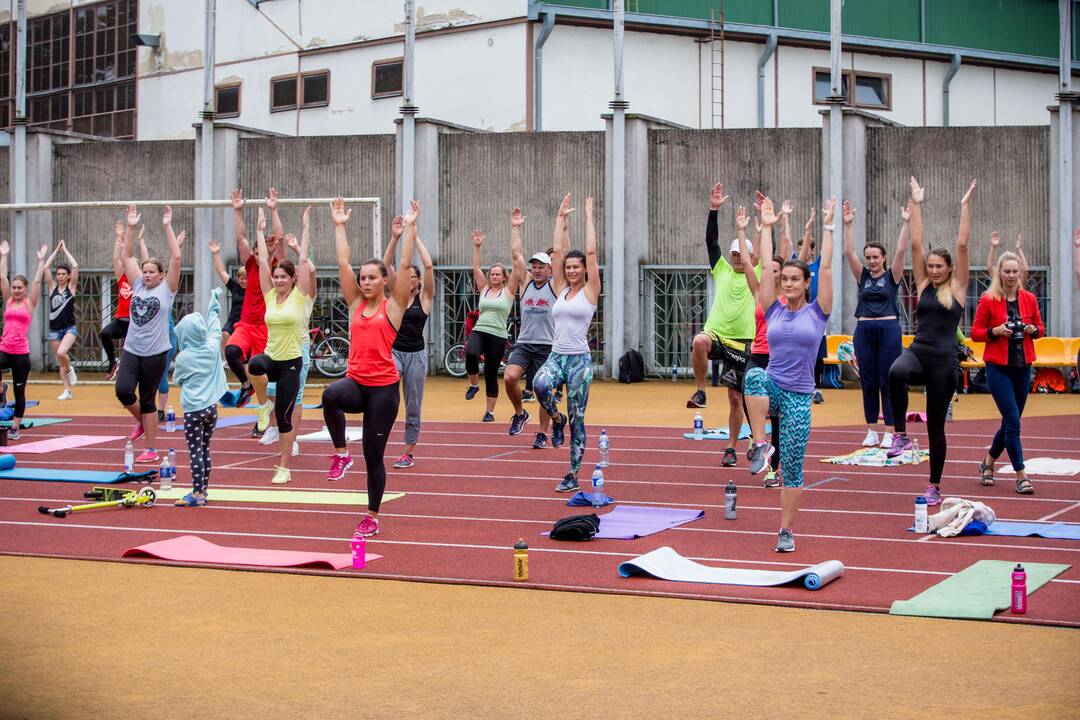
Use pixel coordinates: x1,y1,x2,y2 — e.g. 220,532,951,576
47,326,77,342
268,343,310,404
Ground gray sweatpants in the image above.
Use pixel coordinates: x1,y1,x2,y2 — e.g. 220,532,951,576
392,348,428,446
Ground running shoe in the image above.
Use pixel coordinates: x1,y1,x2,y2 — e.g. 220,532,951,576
812,390,824,404
135,449,158,463
327,453,353,481
879,432,894,449
923,483,942,506
106,363,119,382
354,514,380,538
551,412,567,448
259,426,280,446
482,412,495,423
292,441,300,457
68,367,77,386
686,389,706,409
255,400,273,433
861,429,880,447
775,528,795,553
56,389,72,401
174,493,207,507
521,390,536,403
394,452,415,469
235,384,255,409
130,422,145,442
748,442,774,475
721,447,737,467
532,433,548,449
271,466,291,484
465,385,480,400
7,427,20,441
555,474,579,493
508,410,530,436
886,433,912,459
763,469,781,488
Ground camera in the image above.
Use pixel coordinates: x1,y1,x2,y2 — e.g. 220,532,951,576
1004,319,1026,340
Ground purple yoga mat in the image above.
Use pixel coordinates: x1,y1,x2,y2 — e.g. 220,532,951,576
594,506,705,539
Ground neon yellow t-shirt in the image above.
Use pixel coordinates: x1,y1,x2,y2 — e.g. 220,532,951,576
263,288,308,361
703,256,760,341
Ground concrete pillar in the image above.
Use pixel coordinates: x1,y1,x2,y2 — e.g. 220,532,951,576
194,123,240,314
21,131,53,370
1048,103,1079,337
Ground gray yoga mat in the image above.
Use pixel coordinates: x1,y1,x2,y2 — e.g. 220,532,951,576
618,546,844,590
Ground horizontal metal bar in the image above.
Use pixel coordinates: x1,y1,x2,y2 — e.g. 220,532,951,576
0,197,381,212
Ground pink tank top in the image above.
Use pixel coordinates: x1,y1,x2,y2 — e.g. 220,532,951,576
0,300,31,355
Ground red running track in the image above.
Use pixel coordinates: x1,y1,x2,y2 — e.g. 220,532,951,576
0,414,1078,626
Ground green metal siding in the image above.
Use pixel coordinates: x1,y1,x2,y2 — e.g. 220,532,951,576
778,0,920,41
925,0,1059,58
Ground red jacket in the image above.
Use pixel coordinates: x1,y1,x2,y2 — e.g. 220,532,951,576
971,290,1044,366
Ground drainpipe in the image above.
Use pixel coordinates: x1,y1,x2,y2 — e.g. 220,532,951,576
401,0,417,214
942,53,961,127
196,0,216,315
609,0,628,376
533,11,555,131
12,0,26,278
826,0,843,334
1057,0,1075,336
757,34,777,128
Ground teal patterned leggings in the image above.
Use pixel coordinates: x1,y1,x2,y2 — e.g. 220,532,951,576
534,352,593,475
743,367,813,488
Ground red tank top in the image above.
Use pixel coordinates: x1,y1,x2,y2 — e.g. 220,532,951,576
117,275,133,319
239,255,277,325
347,298,399,386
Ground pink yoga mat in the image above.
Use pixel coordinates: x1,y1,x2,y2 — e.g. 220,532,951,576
122,535,382,571
8,435,124,454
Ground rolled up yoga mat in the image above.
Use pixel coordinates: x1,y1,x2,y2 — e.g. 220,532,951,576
0,454,15,471
617,546,844,590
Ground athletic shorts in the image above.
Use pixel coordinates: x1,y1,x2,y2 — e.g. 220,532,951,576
707,335,750,391
47,326,77,341
268,342,310,404
227,321,268,361
507,343,552,385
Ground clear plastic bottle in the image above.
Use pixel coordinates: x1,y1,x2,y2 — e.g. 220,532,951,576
724,480,737,520
912,437,921,465
123,440,134,473
160,452,172,491
167,448,177,482
165,405,176,433
590,465,605,507
693,412,704,440
671,365,678,383
598,429,610,468
914,496,928,533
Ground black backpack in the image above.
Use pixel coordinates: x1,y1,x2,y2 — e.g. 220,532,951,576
550,514,601,541
618,349,645,384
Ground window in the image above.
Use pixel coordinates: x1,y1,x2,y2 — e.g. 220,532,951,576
271,70,329,112
812,68,891,111
215,83,240,118
372,58,403,98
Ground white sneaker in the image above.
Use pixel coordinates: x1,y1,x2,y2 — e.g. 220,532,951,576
68,367,77,386
879,431,894,449
258,426,280,445
861,429,879,447
56,389,72,401
292,441,300,457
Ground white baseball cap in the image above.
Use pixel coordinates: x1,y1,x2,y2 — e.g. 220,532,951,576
529,252,552,265
729,239,744,255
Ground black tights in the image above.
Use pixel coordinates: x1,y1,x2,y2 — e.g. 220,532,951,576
465,330,506,399
321,379,400,513
248,354,301,433
0,351,31,418
115,349,169,415
224,344,249,385
889,349,957,485
99,318,129,367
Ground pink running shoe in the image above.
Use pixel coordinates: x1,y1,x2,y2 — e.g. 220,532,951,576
923,484,942,506
327,453,353,482
135,449,158,463
130,422,145,442
886,433,912,459
354,514,380,538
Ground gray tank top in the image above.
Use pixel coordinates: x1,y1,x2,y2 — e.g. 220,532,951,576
516,280,557,346
124,276,176,357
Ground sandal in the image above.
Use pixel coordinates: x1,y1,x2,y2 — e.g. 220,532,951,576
978,460,995,486
1015,477,1035,495
174,493,207,507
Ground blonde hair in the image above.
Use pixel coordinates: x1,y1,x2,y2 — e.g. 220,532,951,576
984,251,1020,301
928,248,954,310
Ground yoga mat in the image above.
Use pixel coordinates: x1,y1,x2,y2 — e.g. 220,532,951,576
122,535,381,571
968,521,1080,540
214,414,258,429
246,402,322,410
7,435,123,454
0,454,14,470
153,487,404,506
0,417,73,429
823,447,928,467
682,422,768,441
297,426,363,442
595,506,704,539
890,560,1069,620
0,468,156,484
999,458,1080,477
618,547,844,590
4,400,38,409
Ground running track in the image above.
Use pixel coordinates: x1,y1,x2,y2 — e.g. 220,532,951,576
0,413,1077,627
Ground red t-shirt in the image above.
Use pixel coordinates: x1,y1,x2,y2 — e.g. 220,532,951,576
347,299,400,386
116,275,133,319
239,254,277,325
751,296,786,355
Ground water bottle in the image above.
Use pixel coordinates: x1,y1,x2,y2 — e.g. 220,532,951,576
591,465,605,507
724,480,737,520
914,496,929,534
160,453,172,491
165,405,176,433
167,448,177,482
1011,564,1027,614
123,440,134,473
671,365,678,383
598,430,610,468
513,538,529,581
693,412,704,440
350,533,367,570
912,438,921,465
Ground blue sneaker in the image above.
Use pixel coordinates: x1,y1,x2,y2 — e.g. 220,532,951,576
174,492,207,507
555,474,579,493
465,385,480,400
482,412,495,423
508,410,530,436
551,412,567,448
532,432,548,449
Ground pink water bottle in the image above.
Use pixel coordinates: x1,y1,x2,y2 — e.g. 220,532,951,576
1011,563,1027,614
350,534,366,570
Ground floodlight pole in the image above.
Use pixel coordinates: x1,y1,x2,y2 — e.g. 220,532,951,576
826,0,843,334
12,0,27,277
609,0,628,376
1056,0,1076,336
400,0,418,230
196,0,217,315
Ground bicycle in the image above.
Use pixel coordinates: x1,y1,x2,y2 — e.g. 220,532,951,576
309,326,350,378
444,311,514,378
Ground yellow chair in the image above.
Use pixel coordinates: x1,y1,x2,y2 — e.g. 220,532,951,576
1070,338,1080,364
961,339,985,369
824,334,852,365
1033,337,1068,368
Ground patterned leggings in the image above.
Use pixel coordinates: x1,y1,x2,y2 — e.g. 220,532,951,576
183,405,217,494
534,352,593,475
744,368,812,488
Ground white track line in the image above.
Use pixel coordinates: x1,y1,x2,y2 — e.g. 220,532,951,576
1037,501,1080,522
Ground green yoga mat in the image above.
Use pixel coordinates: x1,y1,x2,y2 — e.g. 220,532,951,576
154,487,405,506
890,560,1070,620
0,417,72,429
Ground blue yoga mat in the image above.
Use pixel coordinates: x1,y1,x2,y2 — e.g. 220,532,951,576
0,468,156,484
682,422,770,441
968,521,1080,540
4,400,38,409
215,414,258,429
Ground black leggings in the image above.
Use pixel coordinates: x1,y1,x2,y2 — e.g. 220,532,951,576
321,378,400,513
184,405,217,494
99,318,129,367
465,330,507,399
248,354,301,434
889,349,958,485
224,344,249,385
0,351,31,418
115,349,169,415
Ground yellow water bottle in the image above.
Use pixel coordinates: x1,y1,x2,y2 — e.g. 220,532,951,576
513,538,529,581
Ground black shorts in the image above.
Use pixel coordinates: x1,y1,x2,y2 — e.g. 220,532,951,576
707,337,751,391
747,352,770,372
506,343,552,385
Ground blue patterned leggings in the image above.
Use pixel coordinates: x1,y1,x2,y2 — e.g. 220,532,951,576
534,352,593,475
744,368,812,488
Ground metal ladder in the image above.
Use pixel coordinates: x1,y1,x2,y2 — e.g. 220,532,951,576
708,5,725,129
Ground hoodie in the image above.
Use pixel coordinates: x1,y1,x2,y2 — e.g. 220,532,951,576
173,287,228,414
